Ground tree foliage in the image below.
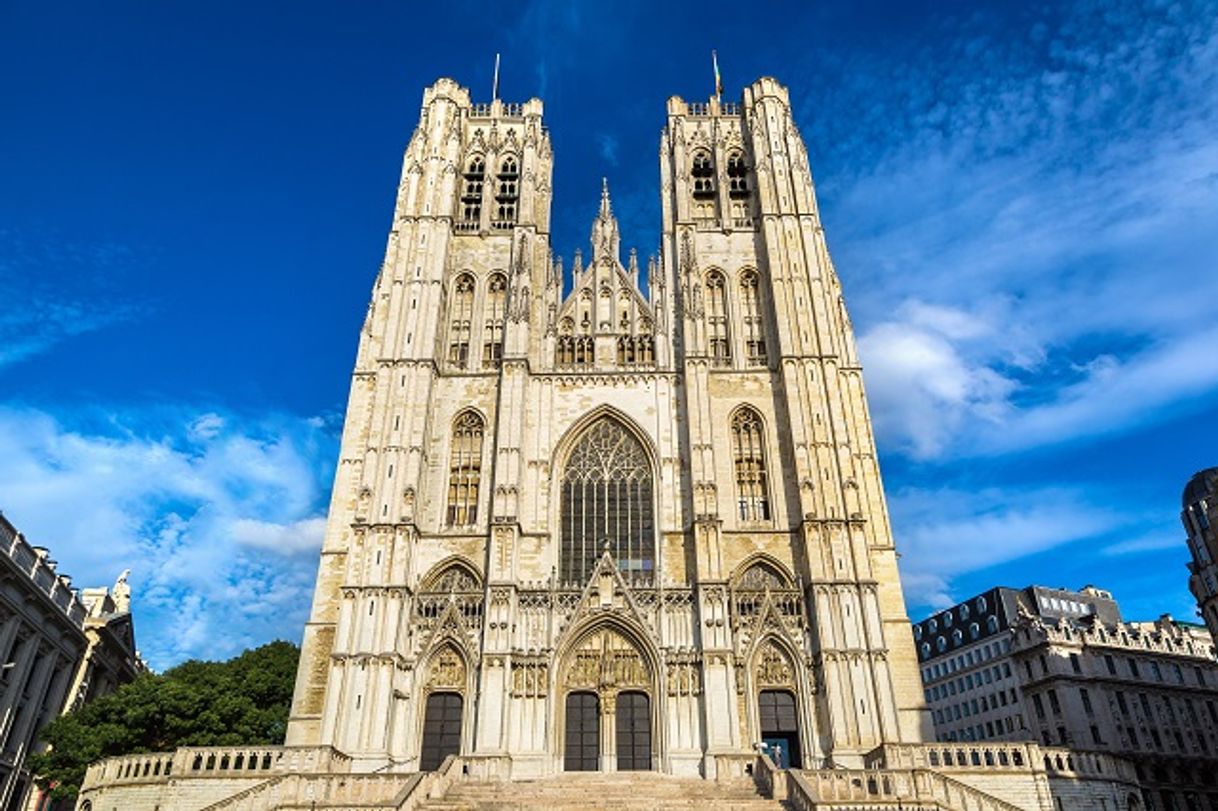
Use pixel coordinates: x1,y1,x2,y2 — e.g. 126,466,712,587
28,640,299,802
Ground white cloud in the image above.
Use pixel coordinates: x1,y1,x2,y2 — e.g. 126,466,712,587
0,405,336,670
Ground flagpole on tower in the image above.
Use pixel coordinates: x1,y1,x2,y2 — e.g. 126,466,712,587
492,53,501,101
712,50,723,102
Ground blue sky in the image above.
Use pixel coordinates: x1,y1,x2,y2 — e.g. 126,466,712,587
2,0,1216,669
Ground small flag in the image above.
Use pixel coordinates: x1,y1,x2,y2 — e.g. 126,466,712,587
712,50,723,99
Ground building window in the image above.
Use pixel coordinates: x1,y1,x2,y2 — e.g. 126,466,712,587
560,417,654,585
448,274,475,368
483,272,506,368
739,270,767,365
726,152,749,196
1070,653,1081,674
1091,725,1103,745
1047,689,1061,714
706,271,731,366
1105,654,1116,675
691,151,715,197
1081,688,1093,714
731,407,771,522
445,410,484,526
460,157,485,225
494,156,519,227
1128,658,1140,679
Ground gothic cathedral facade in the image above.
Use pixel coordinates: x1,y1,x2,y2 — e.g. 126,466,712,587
285,76,932,779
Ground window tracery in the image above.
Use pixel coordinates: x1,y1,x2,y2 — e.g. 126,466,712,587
494,156,519,228
706,271,731,366
460,157,485,227
560,418,654,584
448,274,475,369
483,272,506,368
446,410,484,526
740,270,766,366
731,408,771,522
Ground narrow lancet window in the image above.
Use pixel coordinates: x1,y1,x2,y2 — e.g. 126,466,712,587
460,157,485,229
731,407,771,522
483,272,506,368
446,411,484,526
448,274,475,369
494,156,519,228
706,271,731,366
741,270,767,366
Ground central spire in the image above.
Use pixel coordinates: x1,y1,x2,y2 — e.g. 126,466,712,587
591,177,620,263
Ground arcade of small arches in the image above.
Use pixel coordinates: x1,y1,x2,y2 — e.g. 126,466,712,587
409,552,814,773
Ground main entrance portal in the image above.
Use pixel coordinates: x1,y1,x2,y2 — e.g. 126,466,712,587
564,692,600,771
420,692,463,771
758,689,801,769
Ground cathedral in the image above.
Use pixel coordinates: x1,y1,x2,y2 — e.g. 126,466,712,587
283,75,930,778
77,76,1143,811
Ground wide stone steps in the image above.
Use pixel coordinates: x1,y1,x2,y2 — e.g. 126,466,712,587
417,772,785,810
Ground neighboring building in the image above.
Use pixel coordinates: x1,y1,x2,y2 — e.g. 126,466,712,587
0,514,141,811
74,76,1147,811
1183,467,1218,646
915,585,1218,811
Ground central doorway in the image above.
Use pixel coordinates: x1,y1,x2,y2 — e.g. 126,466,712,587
758,689,801,769
615,691,651,771
564,692,600,771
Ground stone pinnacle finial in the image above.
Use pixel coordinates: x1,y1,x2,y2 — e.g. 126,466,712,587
600,177,611,216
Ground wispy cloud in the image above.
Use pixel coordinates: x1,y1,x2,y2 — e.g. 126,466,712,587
0,228,146,369
0,404,337,669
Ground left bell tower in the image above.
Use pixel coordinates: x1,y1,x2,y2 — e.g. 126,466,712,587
285,78,552,759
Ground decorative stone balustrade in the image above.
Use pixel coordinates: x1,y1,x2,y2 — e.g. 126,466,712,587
80,745,353,793
868,742,1036,771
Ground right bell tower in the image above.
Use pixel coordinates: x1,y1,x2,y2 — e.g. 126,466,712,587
660,76,932,765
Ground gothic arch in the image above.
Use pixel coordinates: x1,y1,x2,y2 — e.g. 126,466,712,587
743,632,813,768
551,408,660,586
551,615,663,771
419,556,483,592
730,554,795,590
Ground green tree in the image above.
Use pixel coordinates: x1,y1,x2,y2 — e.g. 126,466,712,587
28,640,299,803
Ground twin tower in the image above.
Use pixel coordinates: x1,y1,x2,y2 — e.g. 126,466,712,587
285,76,932,779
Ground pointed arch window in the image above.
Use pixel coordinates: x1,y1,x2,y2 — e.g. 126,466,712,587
731,408,770,522
560,418,654,584
483,272,506,368
460,157,485,227
446,411,484,526
740,270,767,366
448,274,475,369
727,152,749,196
706,271,731,366
494,156,519,228
691,151,715,197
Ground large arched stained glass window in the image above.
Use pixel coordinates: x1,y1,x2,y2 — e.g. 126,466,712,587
560,418,654,585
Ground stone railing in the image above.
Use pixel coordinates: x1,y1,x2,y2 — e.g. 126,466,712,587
787,768,1030,811
868,741,1037,771
80,746,352,793
1038,746,1139,784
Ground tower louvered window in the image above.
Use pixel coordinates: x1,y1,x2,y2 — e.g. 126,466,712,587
460,158,485,228
741,270,767,366
448,274,475,369
727,152,749,196
731,408,770,522
446,411,484,526
494,157,519,228
706,271,731,366
560,418,654,584
483,273,506,368
691,152,715,197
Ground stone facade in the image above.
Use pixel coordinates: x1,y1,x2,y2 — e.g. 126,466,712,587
283,74,928,778
1183,468,1218,647
915,585,1218,810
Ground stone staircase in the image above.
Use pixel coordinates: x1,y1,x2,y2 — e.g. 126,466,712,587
416,772,786,810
